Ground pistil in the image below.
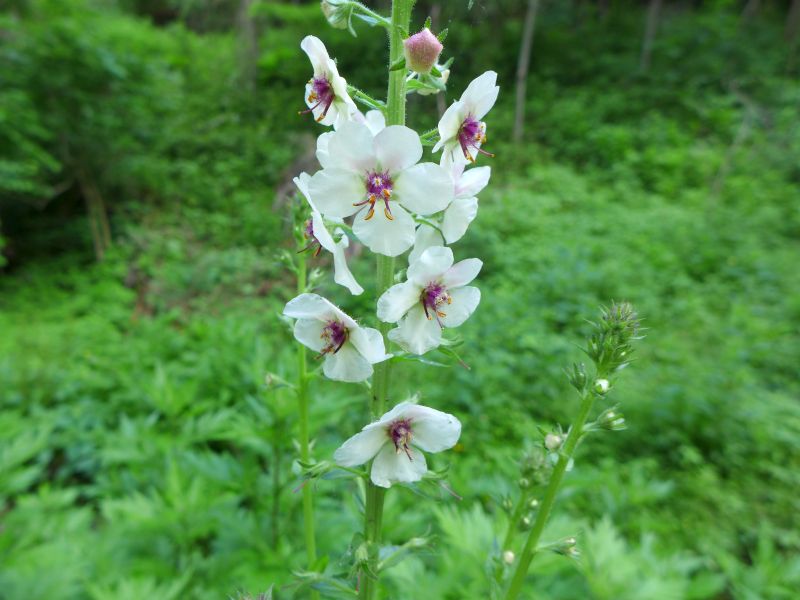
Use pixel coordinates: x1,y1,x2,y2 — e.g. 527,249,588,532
355,170,394,221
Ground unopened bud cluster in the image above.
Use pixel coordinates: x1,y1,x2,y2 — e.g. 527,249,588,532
586,301,641,374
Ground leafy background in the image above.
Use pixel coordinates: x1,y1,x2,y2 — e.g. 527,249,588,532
1,0,799,598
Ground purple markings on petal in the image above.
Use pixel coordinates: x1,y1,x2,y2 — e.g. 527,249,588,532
388,418,414,460
421,281,452,326
300,76,335,122
318,319,348,357
458,115,494,163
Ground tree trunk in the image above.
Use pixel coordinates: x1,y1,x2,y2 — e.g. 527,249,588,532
77,169,111,261
513,0,541,142
237,0,258,92
639,0,662,72
788,0,800,72
741,0,761,23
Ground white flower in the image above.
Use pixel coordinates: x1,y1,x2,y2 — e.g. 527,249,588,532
300,36,358,128
334,400,461,488
407,162,491,263
378,246,481,355
283,293,388,382
433,71,499,166
294,173,363,295
309,120,453,257
315,109,385,169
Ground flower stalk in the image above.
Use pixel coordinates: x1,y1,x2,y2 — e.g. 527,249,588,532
504,303,641,599
359,2,414,598
294,248,319,600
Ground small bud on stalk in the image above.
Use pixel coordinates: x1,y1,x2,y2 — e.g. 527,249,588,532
594,378,610,394
502,550,516,565
544,433,563,452
403,28,444,74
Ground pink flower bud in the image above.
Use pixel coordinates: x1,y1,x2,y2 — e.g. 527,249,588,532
403,28,443,74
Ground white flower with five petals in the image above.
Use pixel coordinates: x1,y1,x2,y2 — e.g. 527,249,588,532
283,293,388,382
408,162,491,263
294,173,363,295
433,71,499,166
300,36,358,128
334,401,461,488
378,246,481,355
309,121,453,257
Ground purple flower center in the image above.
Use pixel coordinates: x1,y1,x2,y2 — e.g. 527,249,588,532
458,115,494,163
318,319,348,357
300,76,335,122
388,418,414,460
353,170,394,221
299,218,322,257
421,281,452,326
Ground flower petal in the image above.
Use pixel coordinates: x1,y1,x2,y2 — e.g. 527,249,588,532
311,210,336,252
370,443,427,488
461,71,499,120
334,427,388,467
365,109,386,135
405,405,461,453
455,166,491,198
377,281,421,323
300,35,329,74
326,120,376,171
408,223,444,265
293,318,326,352
407,246,454,287
374,126,422,173
283,293,334,321
323,343,373,382
388,305,442,355
349,326,389,364
435,100,464,149
331,238,364,295
395,163,453,215
442,258,482,288
441,197,478,244
352,204,416,257
283,293,356,328
440,286,480,328
309,168,364,218
316,132,335,169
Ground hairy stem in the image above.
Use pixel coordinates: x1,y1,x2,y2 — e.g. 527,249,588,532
295,251,319,599
503,385,600,600
359,3,414,599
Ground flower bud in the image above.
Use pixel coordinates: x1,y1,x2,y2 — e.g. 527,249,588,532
544,433,563,452
528,498,539,510
403,28,443,74
568,362,587,391
551,536,580,559
321,0,350,29
520,514,533,531
597,406,627,431
502,550,515,565
594,378,610,394
502,497,514,512
518,477,531,490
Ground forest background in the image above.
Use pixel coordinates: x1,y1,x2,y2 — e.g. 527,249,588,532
1,0,799,598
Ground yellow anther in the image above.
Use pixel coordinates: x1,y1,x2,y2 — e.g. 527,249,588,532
384,207,394,220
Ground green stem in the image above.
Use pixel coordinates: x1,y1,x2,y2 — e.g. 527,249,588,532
359,3,414,599
503,388,598,600
296,251,319,600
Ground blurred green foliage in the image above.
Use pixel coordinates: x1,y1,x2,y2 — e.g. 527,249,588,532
1,0,799,598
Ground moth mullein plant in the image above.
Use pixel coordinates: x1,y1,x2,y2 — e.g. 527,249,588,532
278,2,639,599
